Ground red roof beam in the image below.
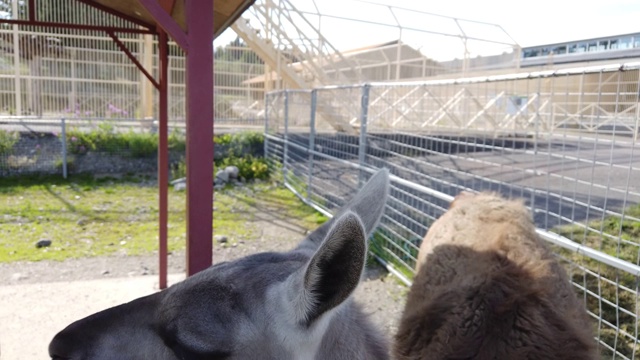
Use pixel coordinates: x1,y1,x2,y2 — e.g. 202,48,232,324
139,0,188,51
107,31,159,89
0,19,154,34
160,0,177,14
74,0,156,31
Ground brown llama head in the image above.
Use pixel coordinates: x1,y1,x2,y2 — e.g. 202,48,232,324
395,191,597,360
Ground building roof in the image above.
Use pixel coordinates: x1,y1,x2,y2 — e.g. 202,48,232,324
522,31,640,50
241,40,434,85
91,0,255,38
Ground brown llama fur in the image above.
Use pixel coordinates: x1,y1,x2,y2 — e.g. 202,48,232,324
394,191,597,360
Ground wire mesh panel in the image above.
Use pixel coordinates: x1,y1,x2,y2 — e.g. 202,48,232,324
1,3,265,129
213,43,265,122
305,86,365,213
0,117,170,177
265,62,640,358
0,125,62,176
0,0,145,119
281,90,312,196
313,86,362,158
263,91,285,173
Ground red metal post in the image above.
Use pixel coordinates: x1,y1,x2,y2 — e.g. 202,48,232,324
28,0,36,21
158,30,169,289
185,0,214,275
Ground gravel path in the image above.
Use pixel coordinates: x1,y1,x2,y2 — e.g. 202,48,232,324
0,200,408,359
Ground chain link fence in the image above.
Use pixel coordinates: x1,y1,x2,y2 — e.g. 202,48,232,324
265,62,640,358
0,117,185,177
0,115,268,178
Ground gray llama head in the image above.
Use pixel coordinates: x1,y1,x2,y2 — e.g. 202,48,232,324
49,169,391,360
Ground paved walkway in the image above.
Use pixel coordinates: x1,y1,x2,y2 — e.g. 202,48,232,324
0,274,185,360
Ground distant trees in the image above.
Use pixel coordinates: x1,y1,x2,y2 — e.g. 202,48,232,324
215,37,263,65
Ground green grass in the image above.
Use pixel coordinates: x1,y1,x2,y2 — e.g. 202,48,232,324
0,174,327,263
0,174,186,262
369,229,422,282
213,183,328,243
551,205,640,359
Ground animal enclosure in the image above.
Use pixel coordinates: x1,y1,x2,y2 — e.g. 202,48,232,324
0,5,264,123
264,62,640,358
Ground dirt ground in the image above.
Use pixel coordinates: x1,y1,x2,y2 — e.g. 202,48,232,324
0,197,408,359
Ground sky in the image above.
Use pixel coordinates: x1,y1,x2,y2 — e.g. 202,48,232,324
372,0,640,47
215,0,640,61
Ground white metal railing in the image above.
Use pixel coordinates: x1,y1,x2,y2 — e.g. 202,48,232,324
260,61,640,139
0,24,265,123
264,62,640,357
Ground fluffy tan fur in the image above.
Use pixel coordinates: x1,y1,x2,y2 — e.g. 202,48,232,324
394,191,597,360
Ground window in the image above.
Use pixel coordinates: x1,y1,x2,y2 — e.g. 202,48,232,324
523,49,540,58
552,45,567,54
620,37,632,49
610,39,619,49
598,40,608,51
588,42,598,51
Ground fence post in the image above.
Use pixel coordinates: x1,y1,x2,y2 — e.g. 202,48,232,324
307,90,317,201
358,84,371,186
11,0,22,116
264,93,270,164
61,118,68,179
283,91,289,184
635,107,639,143
635,90,640,143
533,76,542,156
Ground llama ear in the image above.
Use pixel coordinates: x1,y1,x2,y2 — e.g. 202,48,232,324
295,211,367,326
297,168,389,251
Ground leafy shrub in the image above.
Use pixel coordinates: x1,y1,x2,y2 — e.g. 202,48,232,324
168,131,186,152
172,155,270,183
0,130,19,155
126,132,158,158
217,155,270,181
171,156,187,180
214,133,233,146
66,124,159,158
66,130,96,155
214,132,263,158
63,128,262,162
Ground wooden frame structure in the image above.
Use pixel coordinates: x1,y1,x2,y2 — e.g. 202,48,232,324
0,0,255,288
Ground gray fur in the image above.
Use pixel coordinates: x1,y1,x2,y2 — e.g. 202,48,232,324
49,169,390,360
